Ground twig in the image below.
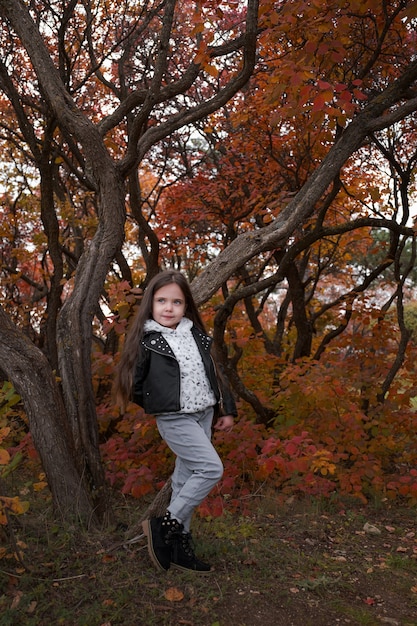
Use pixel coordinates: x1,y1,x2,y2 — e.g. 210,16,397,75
107,531,146,552
123,532,145,545
52,574,88,583
0,568,24,578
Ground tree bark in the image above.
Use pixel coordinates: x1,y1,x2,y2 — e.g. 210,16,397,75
1,0,127,521
56,171,126,522
0,305,97,525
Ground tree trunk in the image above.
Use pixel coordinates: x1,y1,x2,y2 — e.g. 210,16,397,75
0,0,259,528
0,0,127,523
0,305,97,525
286,261,313,360
39,130,64,372
56,170,126,523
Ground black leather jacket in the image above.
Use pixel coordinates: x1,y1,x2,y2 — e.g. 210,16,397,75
132,325,237,417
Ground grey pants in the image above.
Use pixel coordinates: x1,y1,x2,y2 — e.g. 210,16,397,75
156,407,223,532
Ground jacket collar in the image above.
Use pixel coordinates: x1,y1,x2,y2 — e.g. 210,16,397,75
141,332,175,357
141,324,212,355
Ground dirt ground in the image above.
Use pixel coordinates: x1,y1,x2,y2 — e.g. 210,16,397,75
1,497,417,625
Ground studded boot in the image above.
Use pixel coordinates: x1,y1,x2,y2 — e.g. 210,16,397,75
170,532,212,573
142,510,183,572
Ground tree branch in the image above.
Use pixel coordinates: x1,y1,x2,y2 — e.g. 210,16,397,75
191,59,417,303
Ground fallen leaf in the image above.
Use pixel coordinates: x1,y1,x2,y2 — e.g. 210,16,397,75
363,522,381,535
33,481,48,492
378,618,399,625
10,591,23,610
7,574,19,588
102,554,117,563
27,601,37,614
164,587,184,602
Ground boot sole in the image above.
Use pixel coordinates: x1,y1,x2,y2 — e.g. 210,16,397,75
170,562,213,574
142,519,169,572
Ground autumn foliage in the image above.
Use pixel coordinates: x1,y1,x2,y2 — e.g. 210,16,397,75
1,0,417,545
94,283,417,515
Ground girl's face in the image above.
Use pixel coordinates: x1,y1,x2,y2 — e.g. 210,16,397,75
152,283,186,329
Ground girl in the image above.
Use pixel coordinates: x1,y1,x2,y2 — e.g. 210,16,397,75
114,270,236,572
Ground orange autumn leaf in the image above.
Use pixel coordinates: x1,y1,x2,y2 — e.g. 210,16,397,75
33,481,48,492
164,587,184,602
101,554,117,563
0,448,10,465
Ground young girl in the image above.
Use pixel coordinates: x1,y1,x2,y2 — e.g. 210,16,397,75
114,270,236,572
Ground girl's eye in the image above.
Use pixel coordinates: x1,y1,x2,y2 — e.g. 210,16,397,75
174,300,182,305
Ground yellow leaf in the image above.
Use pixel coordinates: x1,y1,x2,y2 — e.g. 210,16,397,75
33,481,48,492
1,496,30,516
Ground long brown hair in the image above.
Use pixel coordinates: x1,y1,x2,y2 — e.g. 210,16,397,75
113,270,206,411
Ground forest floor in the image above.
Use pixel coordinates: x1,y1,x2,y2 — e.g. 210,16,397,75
1,488,417,626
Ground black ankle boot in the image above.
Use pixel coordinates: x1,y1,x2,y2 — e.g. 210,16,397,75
142,511,183,572
170,532,212,573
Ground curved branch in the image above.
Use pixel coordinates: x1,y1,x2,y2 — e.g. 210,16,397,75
118,0,259,175
191,59,417,303
98,32,250,136
0,0,113,190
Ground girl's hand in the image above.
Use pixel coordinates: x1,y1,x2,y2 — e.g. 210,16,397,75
214,414,234,432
